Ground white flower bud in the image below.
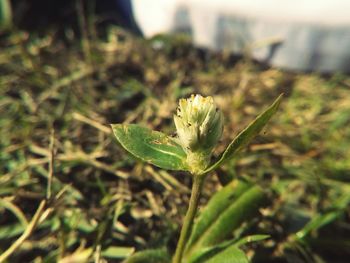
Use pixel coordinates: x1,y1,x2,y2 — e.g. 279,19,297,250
174,94,223,173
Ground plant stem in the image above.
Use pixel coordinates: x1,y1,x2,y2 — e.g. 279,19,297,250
172,174,204,263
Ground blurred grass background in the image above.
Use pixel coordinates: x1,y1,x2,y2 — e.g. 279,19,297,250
1,1,350,262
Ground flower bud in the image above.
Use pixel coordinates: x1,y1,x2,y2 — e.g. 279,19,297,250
174,94,223,173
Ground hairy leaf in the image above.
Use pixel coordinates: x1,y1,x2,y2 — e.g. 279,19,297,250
185,180,251,251
205,245,248,263
184,182,268,260
111,124,188,171
204,94,282,174
185,239,236,263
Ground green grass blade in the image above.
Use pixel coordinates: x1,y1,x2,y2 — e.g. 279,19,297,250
111,124,188,171
295,189,350,240
204,94,283,174
295,211,340,240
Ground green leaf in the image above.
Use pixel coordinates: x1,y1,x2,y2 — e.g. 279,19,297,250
187,234,270,263
204,94,283,174
186,244,228,263
123,249,171,263
186,239,236,263
185,180,251,251
205,245,249,263
184,181,268,260
111,124,188,171
187,234,269,263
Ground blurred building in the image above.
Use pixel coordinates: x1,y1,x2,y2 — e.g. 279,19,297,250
130,0,350,73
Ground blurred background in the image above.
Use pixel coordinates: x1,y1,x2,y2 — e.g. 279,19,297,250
1,0,350,262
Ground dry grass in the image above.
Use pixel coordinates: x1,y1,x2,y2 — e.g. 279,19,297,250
0,26,350,262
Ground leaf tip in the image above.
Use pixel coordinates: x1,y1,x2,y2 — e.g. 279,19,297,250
274,93,284,106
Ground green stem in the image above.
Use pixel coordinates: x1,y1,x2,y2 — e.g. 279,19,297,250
172,174,204,263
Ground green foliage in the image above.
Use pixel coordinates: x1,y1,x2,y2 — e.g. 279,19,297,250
205,245,248,263
101,246,134,259
184,180,268,262
0,0,11,30
204,94,283,174
111,124,188,171
185,239,253,263
185,180,251,250
123,249,171,263
183,234,270,263
294,185,350,241
192,184,265,247
1,22,350,263
111,94,280,263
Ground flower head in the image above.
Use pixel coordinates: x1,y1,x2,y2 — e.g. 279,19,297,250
174,94,223,173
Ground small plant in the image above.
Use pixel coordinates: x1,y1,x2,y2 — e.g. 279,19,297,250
111,94,282,263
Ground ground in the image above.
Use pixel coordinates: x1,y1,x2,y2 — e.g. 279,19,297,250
1,22,350,262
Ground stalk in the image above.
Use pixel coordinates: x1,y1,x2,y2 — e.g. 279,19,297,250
172,174,204,263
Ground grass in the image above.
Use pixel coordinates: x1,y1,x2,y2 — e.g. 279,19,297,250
1,24,350,262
